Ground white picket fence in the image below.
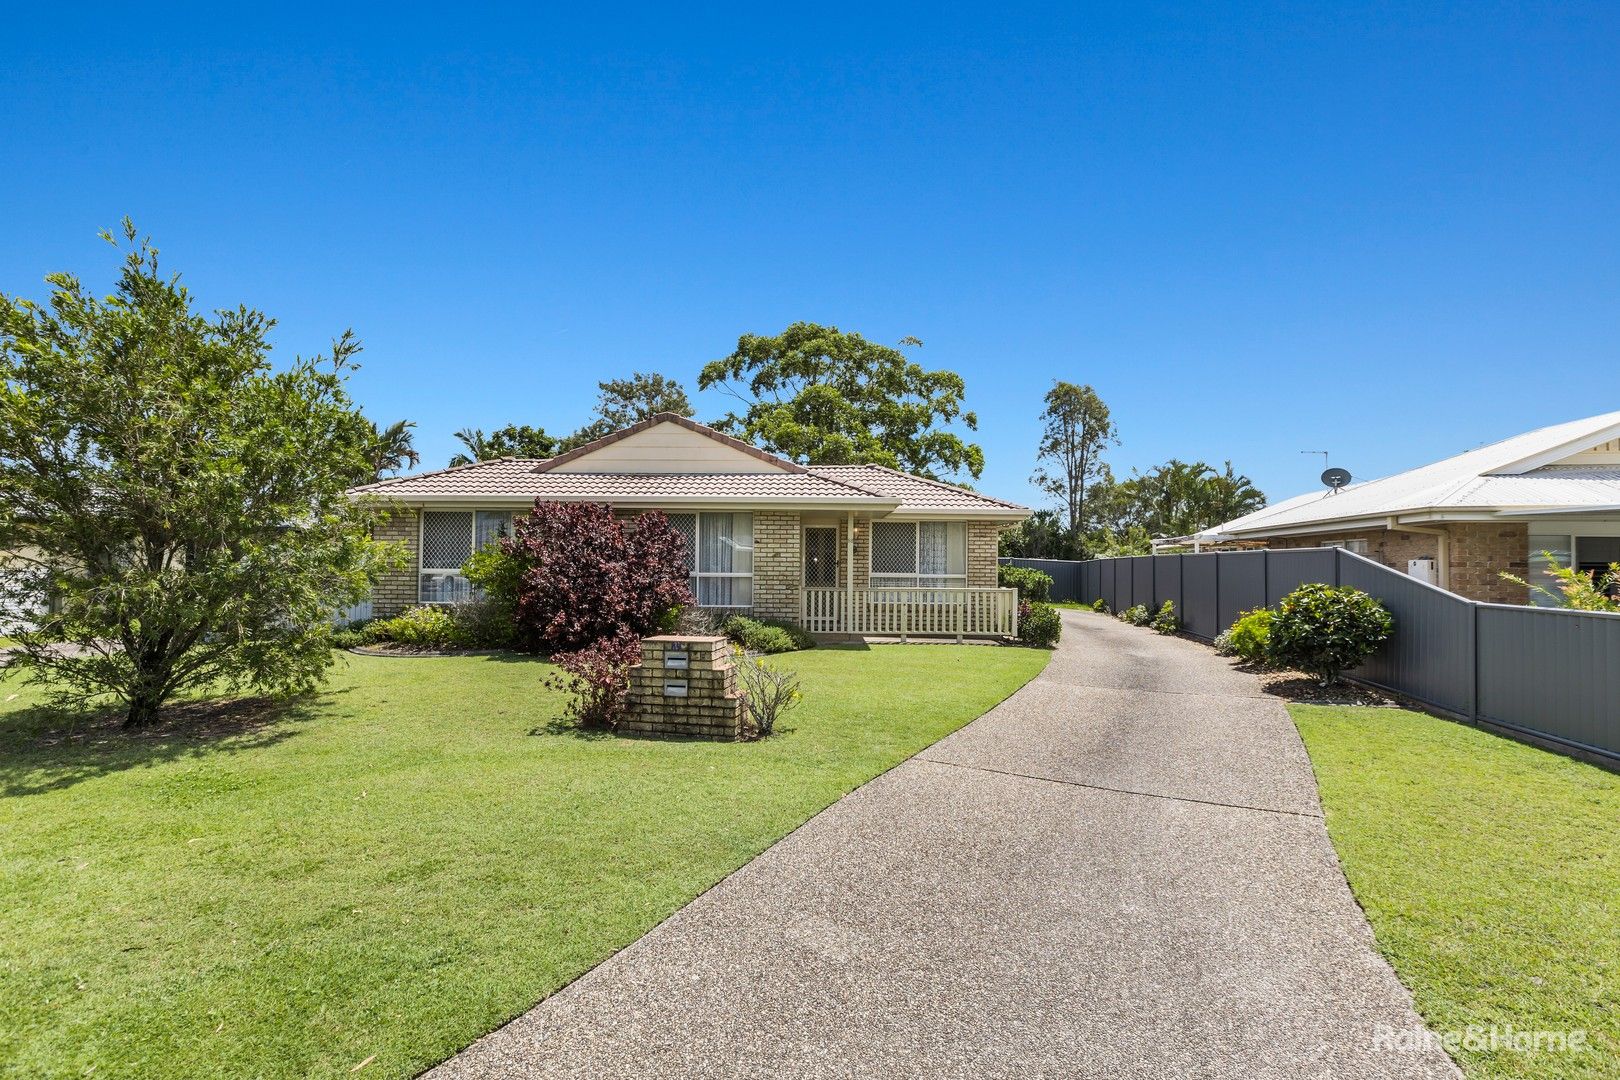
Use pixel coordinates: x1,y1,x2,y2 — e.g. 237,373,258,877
800,587,1019,639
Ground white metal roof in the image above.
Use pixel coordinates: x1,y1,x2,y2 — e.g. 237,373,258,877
1207,410,1620,539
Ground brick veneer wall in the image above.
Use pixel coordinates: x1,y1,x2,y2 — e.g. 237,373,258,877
1266,523,1530,605
1448,523,1529,604
371,506,420,617
968,521,1004,588
751,511,801,621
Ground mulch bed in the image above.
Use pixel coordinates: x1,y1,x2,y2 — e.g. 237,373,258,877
1252,670,1401,708
343,645,514,658
24,696,297,749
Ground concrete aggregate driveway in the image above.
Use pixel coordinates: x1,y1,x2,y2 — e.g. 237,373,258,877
430,611,1457,1079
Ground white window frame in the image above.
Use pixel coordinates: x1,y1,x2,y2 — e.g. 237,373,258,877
870,520,968,589
665,512,754,609
1319,539,1369,554
417,509,515,603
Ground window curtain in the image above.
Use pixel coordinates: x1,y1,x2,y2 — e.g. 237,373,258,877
474,511,513,551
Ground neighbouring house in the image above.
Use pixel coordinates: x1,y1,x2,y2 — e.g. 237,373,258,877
346,413,1030,637
1196,410,1620,605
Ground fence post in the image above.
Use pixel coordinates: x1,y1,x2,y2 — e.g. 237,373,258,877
1469,602,1480,724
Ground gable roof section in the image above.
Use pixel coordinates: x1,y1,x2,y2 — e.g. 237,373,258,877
1210,410,1620,538
535,413,802,474
806,464,1029,517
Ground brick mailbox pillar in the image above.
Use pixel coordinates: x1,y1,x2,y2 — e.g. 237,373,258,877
623,635,744,740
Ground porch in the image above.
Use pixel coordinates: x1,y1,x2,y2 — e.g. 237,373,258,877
800,586,1019,640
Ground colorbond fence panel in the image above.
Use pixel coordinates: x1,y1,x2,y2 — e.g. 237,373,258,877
1017,547,1620,764
1216,550,1266,632
1153,554,1182,614
1477,606,1620,758
1265,547,1337,606
1340,555,1475,718
1131,557,1154,612
1180,554,1220,639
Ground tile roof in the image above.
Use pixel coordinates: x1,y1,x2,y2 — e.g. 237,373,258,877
1209,410,1620,538
805,464,1029,515
348,458,896,504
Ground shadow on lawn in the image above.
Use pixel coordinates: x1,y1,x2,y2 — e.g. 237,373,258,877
0,693,326,798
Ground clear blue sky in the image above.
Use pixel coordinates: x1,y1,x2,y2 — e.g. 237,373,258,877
3,3,1616,508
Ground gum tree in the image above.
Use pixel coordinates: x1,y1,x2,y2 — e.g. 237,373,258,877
699,322,983,480
0,222,400,728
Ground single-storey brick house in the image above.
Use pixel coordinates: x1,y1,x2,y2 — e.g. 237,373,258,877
347,414,1030,637
1197,410,1620,605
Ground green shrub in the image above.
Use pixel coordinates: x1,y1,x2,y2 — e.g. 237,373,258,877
1090,598,1109,614
1018,600,1062,647
720,614,814,654
330,628,365,650
1151,600,1179,635
1269,583,1393,686
1118,604,1151,626
450,596,516,649
363,606,466,649
1218,608,1275,664
732,646,803,739
998,565,1053,603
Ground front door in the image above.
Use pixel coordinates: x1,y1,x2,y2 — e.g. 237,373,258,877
804,527,839,587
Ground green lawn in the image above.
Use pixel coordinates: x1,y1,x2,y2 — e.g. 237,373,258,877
0,645,1048,1080
1291,704,1620,1080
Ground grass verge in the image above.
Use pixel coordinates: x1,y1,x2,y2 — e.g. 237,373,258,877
1290,704,1619,1079
1,644,1048,1079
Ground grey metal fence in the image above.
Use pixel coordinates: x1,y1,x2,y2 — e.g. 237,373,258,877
1005,549,1620,764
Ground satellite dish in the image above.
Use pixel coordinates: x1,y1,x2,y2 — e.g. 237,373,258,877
1322,467,1352,491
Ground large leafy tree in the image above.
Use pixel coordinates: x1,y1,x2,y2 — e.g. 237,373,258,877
1031,381,1116,540
562,371,694,450
0,222,400,728
448,423,557,466
698,322,983,479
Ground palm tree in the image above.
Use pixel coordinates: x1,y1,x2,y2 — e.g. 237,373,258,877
448,427,491,468
367,419,419,481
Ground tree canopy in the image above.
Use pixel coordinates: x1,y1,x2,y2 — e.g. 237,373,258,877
1030,381,1116,538
698,322,983,479
366,418,419,481
562,371,694,450
448,424,558,466
1092,459,1266,539
0,222,399,727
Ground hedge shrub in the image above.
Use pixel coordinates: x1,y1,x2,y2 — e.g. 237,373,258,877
1216,608,1275,664
720,614,815,654
1018,600,1062,647
998,565,1054,603
1268,583,1393,686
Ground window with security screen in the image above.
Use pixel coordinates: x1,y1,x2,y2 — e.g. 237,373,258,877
871,521,966,588
421,512,474,570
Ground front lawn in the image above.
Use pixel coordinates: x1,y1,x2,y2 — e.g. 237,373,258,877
1291,704,1619,1080
0,645,1048,1079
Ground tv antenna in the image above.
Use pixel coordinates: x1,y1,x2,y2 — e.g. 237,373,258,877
1302,450,1351,494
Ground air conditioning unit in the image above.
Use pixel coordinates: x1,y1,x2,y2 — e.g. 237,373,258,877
1408,557,1438,585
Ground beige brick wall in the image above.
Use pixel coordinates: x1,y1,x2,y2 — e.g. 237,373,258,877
371,505,420,617
968,521,1004,588
1266,523,1530,605
751,511,801,621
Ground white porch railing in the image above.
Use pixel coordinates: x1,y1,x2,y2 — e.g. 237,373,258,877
800,587,1020,639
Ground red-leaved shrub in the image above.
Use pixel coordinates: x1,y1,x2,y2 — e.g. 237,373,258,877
506,501,693,654
545,634,641,729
